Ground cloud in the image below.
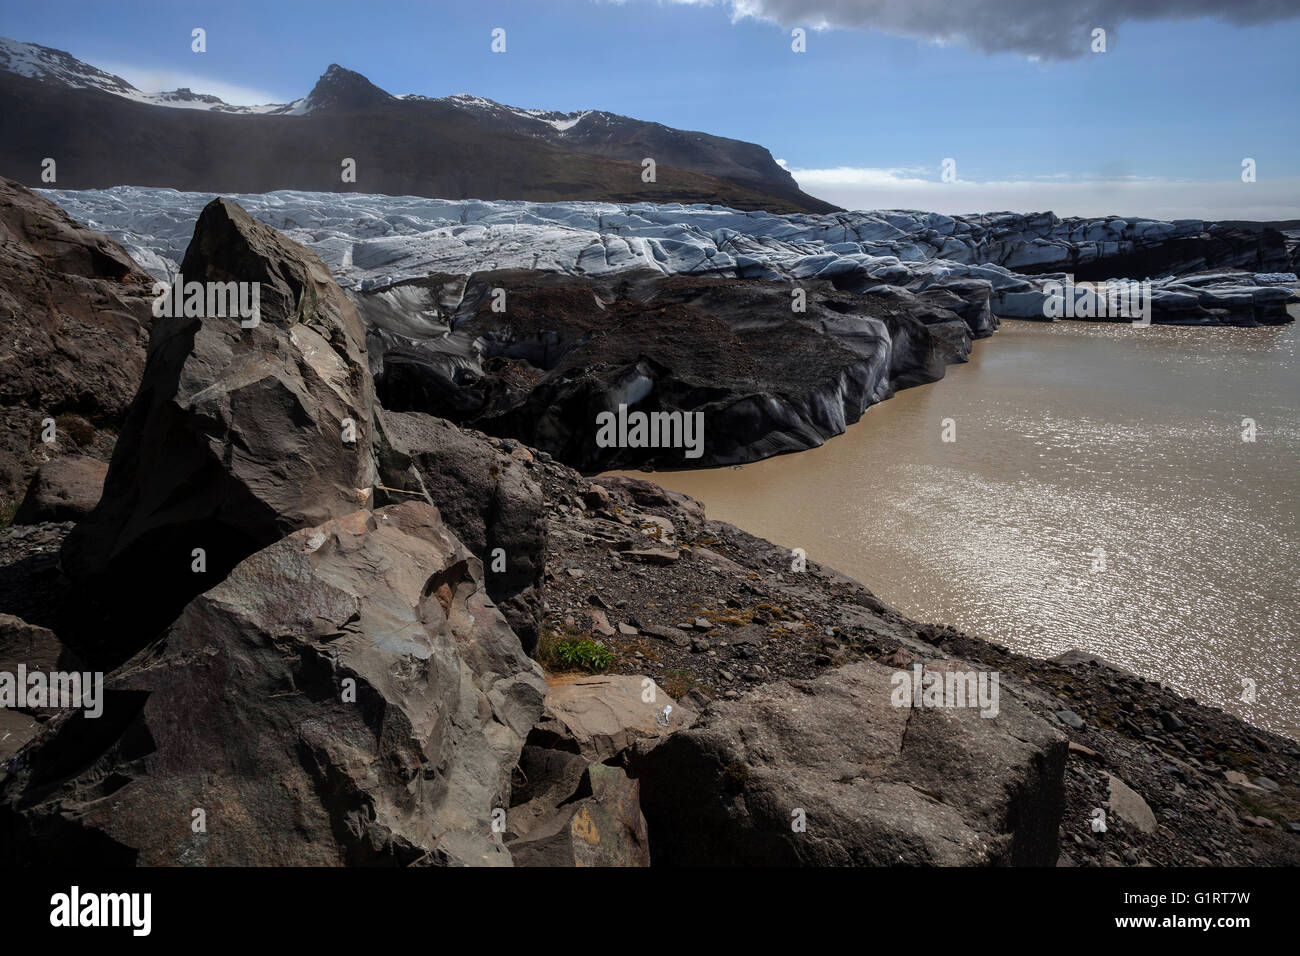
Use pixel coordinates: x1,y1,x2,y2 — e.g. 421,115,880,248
98,62,287,105
787,164,1300,220
611,0,1300,59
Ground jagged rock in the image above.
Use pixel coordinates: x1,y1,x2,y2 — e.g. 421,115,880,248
528,675,696,764
12,456,107,525
0,502,547,866
633,660,1067,865
508,762,651,867
0,177,152,501
60,198,377,659
379,409,546,654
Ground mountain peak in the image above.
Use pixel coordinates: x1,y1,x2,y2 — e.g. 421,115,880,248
302,63,392,112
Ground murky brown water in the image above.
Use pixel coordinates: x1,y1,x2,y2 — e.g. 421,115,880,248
616,315,1300,737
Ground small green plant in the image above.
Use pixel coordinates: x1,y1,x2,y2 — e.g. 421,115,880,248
0,499,17,529
553,638,614,673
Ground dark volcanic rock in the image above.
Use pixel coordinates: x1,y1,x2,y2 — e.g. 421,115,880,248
0,502,547,866
12,456,107,524
380,410,546,654
632,660,1067,865
0,176,152,502
60,198,378,660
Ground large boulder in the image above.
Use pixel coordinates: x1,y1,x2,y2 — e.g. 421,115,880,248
633,660,1067,865
0,502,547,866
12,456,107,525
61,198,378,657
0,177,153,502
380,410,546,654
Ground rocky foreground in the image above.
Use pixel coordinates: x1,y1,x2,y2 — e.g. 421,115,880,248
1,179,1297,866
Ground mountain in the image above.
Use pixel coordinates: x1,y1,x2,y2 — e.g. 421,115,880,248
0,37,835,213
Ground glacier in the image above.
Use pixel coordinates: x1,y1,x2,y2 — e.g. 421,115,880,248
39,186,1298,325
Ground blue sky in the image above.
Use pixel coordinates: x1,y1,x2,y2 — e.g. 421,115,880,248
4,0,1298,218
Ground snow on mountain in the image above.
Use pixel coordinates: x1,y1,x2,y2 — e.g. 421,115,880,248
0,35,597,124
0,36,302,114
442,93,595,133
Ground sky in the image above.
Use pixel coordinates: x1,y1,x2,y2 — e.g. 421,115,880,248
3,0,1299,219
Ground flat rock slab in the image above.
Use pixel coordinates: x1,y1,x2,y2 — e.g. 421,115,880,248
531,675,697,763
634,659,1067,865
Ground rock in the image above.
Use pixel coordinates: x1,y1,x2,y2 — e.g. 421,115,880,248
507,763,651,867
692,617,711,630
0,501,547,866
1159,711,1187,732
643,624,691,648
506,745,590,837
528,675,697,763
1049,649,1136,678
380,410,547,654
634,660,1067,865
0,613,85,751
11,457,108,525
582,484,612,511
617,623,639,636
689,546,747,575
61,198,378,660
618,547,679,565
0,612,84,677
1055,709,1086,730
1107,774,1159,834
0,178,153,502
588,608,615,637
1068,741,1101,761
1253,776,1281,792
0,709,39,765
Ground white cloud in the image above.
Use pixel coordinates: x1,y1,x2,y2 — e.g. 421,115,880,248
98,61,286,105
789,165,1300,220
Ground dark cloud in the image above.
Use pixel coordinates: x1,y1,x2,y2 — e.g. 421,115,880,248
720,0,1300,58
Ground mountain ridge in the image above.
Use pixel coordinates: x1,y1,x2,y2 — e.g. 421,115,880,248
0,36,835,213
